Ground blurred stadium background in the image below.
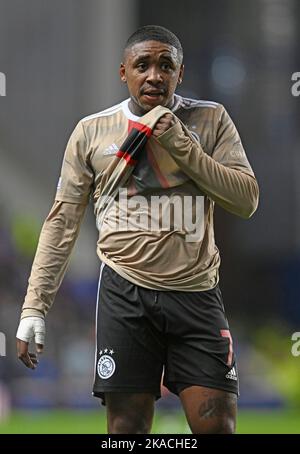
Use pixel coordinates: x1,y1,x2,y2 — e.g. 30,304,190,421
0,0,300,434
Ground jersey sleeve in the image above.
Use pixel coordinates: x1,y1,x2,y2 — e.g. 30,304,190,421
55,121,93,204
212,105,255,177
21,201,87,319
156,111,259,219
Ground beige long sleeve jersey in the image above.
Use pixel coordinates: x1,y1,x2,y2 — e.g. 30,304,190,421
21,96,259,319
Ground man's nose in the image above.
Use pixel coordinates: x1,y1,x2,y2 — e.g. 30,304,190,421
146,68,163,84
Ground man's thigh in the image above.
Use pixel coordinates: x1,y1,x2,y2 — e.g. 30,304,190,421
179,385,237,434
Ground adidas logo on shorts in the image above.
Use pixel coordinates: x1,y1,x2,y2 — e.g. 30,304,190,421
226,366,238,381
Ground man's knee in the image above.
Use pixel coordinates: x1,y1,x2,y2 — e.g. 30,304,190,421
193,414,236,434
106,392,155,434
109,414,152,434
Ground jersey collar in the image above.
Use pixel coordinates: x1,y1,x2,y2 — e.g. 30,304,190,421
121,94,183,120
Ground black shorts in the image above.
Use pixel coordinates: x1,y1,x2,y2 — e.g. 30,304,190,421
93,264,239,403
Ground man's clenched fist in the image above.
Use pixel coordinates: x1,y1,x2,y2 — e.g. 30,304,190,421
16,317,45,369
152,113,176,138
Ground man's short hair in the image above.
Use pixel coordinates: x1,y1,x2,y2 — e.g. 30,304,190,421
124,25,183,63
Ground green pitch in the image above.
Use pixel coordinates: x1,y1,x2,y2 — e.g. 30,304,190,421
1,409,300,434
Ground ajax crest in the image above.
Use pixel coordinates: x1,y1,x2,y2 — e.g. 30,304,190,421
97,353,116,379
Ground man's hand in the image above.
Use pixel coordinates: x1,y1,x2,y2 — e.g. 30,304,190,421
152,113,176,138
16,317,45,369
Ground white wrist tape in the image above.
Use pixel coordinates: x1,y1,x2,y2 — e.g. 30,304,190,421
16,317,45,345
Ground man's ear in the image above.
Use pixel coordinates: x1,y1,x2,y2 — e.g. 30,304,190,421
120,63,127,83
178,64,184,85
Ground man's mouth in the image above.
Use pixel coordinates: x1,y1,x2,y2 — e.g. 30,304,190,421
142,90,165,99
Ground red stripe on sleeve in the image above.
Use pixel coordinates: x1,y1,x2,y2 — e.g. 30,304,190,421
116,150,137,166
128,120,152,137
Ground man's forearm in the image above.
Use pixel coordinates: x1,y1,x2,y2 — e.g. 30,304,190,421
21,201,87,319
157,121,259,219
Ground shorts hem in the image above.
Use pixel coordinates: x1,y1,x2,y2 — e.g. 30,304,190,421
164,378,239,397
93,386,161,405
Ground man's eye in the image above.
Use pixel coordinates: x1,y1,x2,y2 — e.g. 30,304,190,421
137,63,147,71
161,63,172,71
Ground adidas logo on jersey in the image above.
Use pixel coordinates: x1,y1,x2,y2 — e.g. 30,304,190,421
103,143,119,155
226,366,238,381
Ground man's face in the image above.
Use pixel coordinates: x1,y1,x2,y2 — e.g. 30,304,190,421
120,40,184,115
